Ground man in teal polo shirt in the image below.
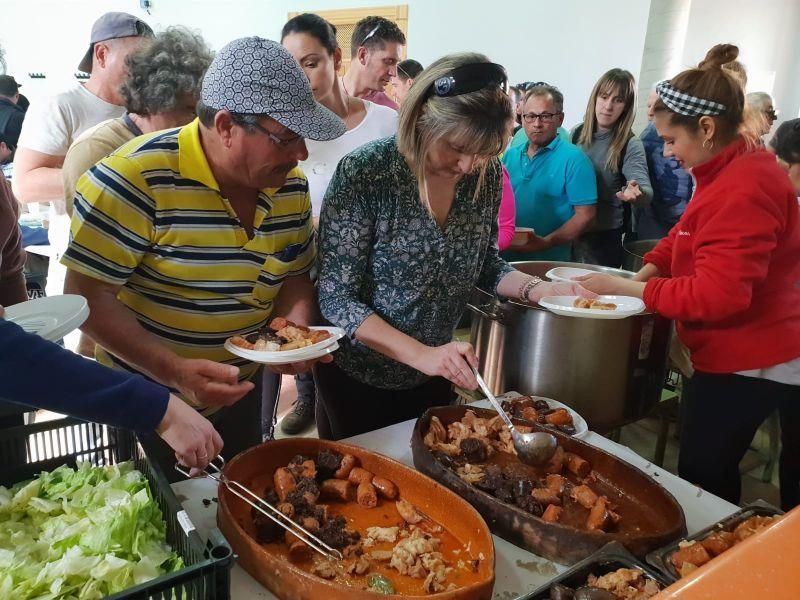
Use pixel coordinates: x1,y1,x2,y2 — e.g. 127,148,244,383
502,84,597,261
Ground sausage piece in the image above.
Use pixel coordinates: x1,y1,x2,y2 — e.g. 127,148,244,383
542,504,562,522
545,446,565,474
564,452,591,478
286,531,312,561
586,496,619,532
357,482,378,508
335,454,358,479
671,541,712,571
700,531,736,556
545,474,566,495
274,468,297,503
372,476,398,500
320,478,355,502
571,484,599,509
277,502,294,518
531,487,561,506
348,467,374,485
299,459,316,479
544,408,572,426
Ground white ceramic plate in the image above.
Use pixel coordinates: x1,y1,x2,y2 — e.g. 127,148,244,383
538,295,645,319
3,295,89,341
473,391,589,438
224,326,345,364
545,266,597,282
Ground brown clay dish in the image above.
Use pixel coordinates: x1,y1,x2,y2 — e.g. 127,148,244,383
217,438,495,600
410,406,686,565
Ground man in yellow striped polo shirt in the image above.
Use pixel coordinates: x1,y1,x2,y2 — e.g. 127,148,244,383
62,37,346,472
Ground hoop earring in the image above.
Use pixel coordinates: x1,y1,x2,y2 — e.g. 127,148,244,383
702,138,715,151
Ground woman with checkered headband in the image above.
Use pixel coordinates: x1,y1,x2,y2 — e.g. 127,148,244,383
576,44,800,511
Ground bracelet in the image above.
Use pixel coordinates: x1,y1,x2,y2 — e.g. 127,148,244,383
519,276,543,302
517,279,529,300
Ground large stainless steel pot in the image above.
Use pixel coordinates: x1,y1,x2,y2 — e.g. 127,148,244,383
623,239,660,273
468,261,671,433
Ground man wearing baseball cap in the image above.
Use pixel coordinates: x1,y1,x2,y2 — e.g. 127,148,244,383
62,37,345,476
0,75,25,152
12,11,152,297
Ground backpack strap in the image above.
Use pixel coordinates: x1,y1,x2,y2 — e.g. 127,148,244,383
620,131,635,237
571,123,583,144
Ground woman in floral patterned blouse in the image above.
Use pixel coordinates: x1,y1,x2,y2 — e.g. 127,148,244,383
316,54,592,439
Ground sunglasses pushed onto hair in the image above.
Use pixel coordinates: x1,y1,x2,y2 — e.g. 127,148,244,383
427,62,508,99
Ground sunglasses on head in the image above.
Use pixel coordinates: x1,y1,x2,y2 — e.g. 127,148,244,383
427,62,508,99
518,81,549,92
360,23,382,46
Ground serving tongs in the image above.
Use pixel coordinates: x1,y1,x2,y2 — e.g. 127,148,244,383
176,456,344,561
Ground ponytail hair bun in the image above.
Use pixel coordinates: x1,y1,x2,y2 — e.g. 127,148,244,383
699,44,740,70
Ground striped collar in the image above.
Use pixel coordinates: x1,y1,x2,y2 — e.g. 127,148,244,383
177,118,302,204
178,119,221,192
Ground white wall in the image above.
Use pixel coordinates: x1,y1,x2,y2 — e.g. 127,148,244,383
634,0,692,133
681,0,800,125
0,0,653,129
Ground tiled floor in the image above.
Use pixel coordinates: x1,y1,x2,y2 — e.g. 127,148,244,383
273,373,318,440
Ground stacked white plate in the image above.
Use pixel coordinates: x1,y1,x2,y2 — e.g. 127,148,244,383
544,266,597,282
224,326,346,365
3,295,89,341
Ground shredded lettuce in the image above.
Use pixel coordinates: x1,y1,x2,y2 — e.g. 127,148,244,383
0,461,183,599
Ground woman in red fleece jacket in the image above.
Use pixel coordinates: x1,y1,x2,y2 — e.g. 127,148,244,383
579,45,800,509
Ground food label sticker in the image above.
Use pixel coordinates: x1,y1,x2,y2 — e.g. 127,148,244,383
177,510,196,536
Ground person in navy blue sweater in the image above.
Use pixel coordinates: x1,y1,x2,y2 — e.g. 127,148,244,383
1,314,222,469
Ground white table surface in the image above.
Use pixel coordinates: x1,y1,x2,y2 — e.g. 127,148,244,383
172,402,739,599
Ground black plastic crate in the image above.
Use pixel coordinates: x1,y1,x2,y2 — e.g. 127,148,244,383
645,499,783,582
522,542,671,599
0,416,233,599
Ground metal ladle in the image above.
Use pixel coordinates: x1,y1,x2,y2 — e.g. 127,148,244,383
472,367,558,466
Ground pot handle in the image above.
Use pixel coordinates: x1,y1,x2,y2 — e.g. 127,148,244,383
466,302,506,323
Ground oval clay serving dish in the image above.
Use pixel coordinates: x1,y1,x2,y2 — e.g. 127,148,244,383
410,406,686,565
217,438,496,600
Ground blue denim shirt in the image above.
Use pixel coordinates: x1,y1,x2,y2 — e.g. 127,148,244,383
317,136,513,389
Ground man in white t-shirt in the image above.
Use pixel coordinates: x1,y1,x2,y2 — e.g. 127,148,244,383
302,101,397,217
12,12,151,296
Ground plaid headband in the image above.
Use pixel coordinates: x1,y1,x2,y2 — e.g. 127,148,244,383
656,81,727,117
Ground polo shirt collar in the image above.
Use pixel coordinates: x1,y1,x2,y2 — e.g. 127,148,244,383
178,119,220,192
176,119,294,207
523,133,562,157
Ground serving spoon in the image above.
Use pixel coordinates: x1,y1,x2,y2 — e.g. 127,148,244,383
472,367,558,466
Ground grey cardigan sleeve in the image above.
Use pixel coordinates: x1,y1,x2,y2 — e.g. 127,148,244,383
622,138,653,208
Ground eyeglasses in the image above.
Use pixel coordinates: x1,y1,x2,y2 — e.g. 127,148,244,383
764,108,778,120
241,120,304,148
522,111,562,124
360,24,382,46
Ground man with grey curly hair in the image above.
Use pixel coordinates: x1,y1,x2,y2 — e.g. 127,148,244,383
63,26,213,219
